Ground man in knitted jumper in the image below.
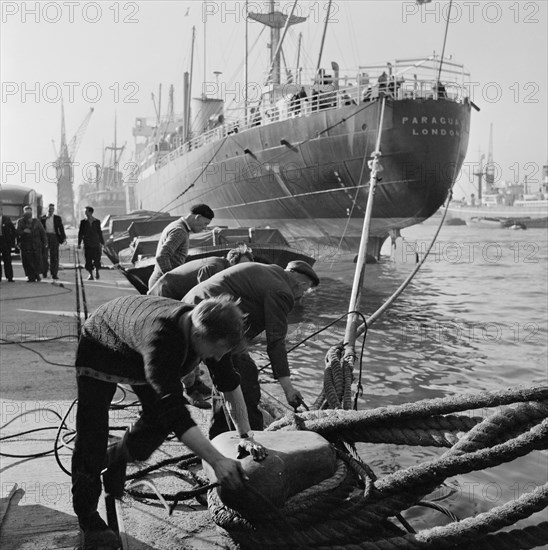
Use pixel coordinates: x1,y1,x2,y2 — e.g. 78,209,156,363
72,294,266,549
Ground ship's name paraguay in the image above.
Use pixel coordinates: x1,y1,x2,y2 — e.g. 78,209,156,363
402,117,461,136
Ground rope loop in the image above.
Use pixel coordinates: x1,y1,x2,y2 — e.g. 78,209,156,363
210,386,548,549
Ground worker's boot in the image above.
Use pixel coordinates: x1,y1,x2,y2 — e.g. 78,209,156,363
81,512,120,549
184,380,212,409
102,433,131,498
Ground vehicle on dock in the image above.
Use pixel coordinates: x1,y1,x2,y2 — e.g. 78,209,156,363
0,184,43,220
0,184,43,254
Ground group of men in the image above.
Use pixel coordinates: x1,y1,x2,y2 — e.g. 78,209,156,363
72,202,321,548
0,203,66,283
0,203,104,283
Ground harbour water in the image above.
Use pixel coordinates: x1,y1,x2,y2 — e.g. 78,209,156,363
262,221,548,532
0,221,545,547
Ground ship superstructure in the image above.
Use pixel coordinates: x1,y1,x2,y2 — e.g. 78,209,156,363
131,3,472,258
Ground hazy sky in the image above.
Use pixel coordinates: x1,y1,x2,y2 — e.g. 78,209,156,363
1,0,547,205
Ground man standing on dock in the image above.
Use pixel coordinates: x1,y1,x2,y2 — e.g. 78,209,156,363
71,294,266,549
16,205,47,282
78,206,104,280
40,203,66,280
0,206,16,282
183,260,320,437
147,203,214,290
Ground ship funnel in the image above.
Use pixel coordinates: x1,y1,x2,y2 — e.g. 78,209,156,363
190,97,224,135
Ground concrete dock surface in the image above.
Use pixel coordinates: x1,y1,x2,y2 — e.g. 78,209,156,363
0,246,243,549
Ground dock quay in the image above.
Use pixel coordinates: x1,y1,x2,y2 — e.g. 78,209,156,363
1,240,546,549
0,245,241,550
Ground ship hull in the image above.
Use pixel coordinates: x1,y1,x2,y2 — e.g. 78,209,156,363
134,99,471,252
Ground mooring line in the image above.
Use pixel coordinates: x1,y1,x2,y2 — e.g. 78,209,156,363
76,248,89,321
73,246,82,336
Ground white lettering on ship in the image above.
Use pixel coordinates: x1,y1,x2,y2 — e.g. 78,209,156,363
401,116,461,137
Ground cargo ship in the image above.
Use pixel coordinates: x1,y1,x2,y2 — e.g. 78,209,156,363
77,119,127,221
447,150,548,228
129,2,472,259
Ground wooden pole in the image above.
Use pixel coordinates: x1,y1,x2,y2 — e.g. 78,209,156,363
343,98,386,362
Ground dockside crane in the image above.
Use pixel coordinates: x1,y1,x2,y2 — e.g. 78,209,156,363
53,103,94,227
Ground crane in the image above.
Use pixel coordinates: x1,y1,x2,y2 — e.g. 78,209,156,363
53,103,94,226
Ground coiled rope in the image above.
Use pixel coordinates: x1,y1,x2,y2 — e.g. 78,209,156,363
208,386,548,549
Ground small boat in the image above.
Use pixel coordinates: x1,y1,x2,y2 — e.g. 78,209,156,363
467,216,502,228
500,217,548,230
444,217,466,226
102,211,179,261
103,214,316,294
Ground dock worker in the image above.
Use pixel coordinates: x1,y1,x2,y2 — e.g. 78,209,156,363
147,245,254,408
148,244,255,300
0,205,16,282
147,203,214,290
16,205,47,283
71,294,267,549
40,203,66,280
78,206,104,280
183,260,320,438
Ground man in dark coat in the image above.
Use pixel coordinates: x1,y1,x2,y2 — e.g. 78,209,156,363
16,205,47,282
40,203,66,280
0,206,16,282
183,260,320,437
72,294,266,549
78,206,104,280
147,245,254,408
147,245,254,300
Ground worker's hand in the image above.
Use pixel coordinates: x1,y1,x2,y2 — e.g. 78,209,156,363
212,457,248,491
285,387,305,410
238,437,268,462
278,376,305,410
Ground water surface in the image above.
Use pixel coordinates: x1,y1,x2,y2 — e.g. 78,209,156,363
263,222,547,533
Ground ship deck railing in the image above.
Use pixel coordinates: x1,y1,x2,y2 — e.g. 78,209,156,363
150,58,471,171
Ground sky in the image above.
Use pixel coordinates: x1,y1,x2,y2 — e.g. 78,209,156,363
1,0,547,205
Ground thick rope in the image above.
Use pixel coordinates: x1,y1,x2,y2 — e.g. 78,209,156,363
210,388,547,549
268,386,548,434
315,345,355,410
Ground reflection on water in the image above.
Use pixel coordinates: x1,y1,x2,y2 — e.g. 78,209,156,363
263,223,547,530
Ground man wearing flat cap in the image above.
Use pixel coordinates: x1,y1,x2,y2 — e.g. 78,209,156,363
183,260,320,437
148,204,214,290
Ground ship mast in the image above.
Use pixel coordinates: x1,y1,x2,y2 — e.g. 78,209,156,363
203,16,207,98
245,0,249,119
184,26,196,142
473,148,485,202
315,0,333,79
104,113,125,188
295,32,302,85
248,0,305,86
54,102,93,226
